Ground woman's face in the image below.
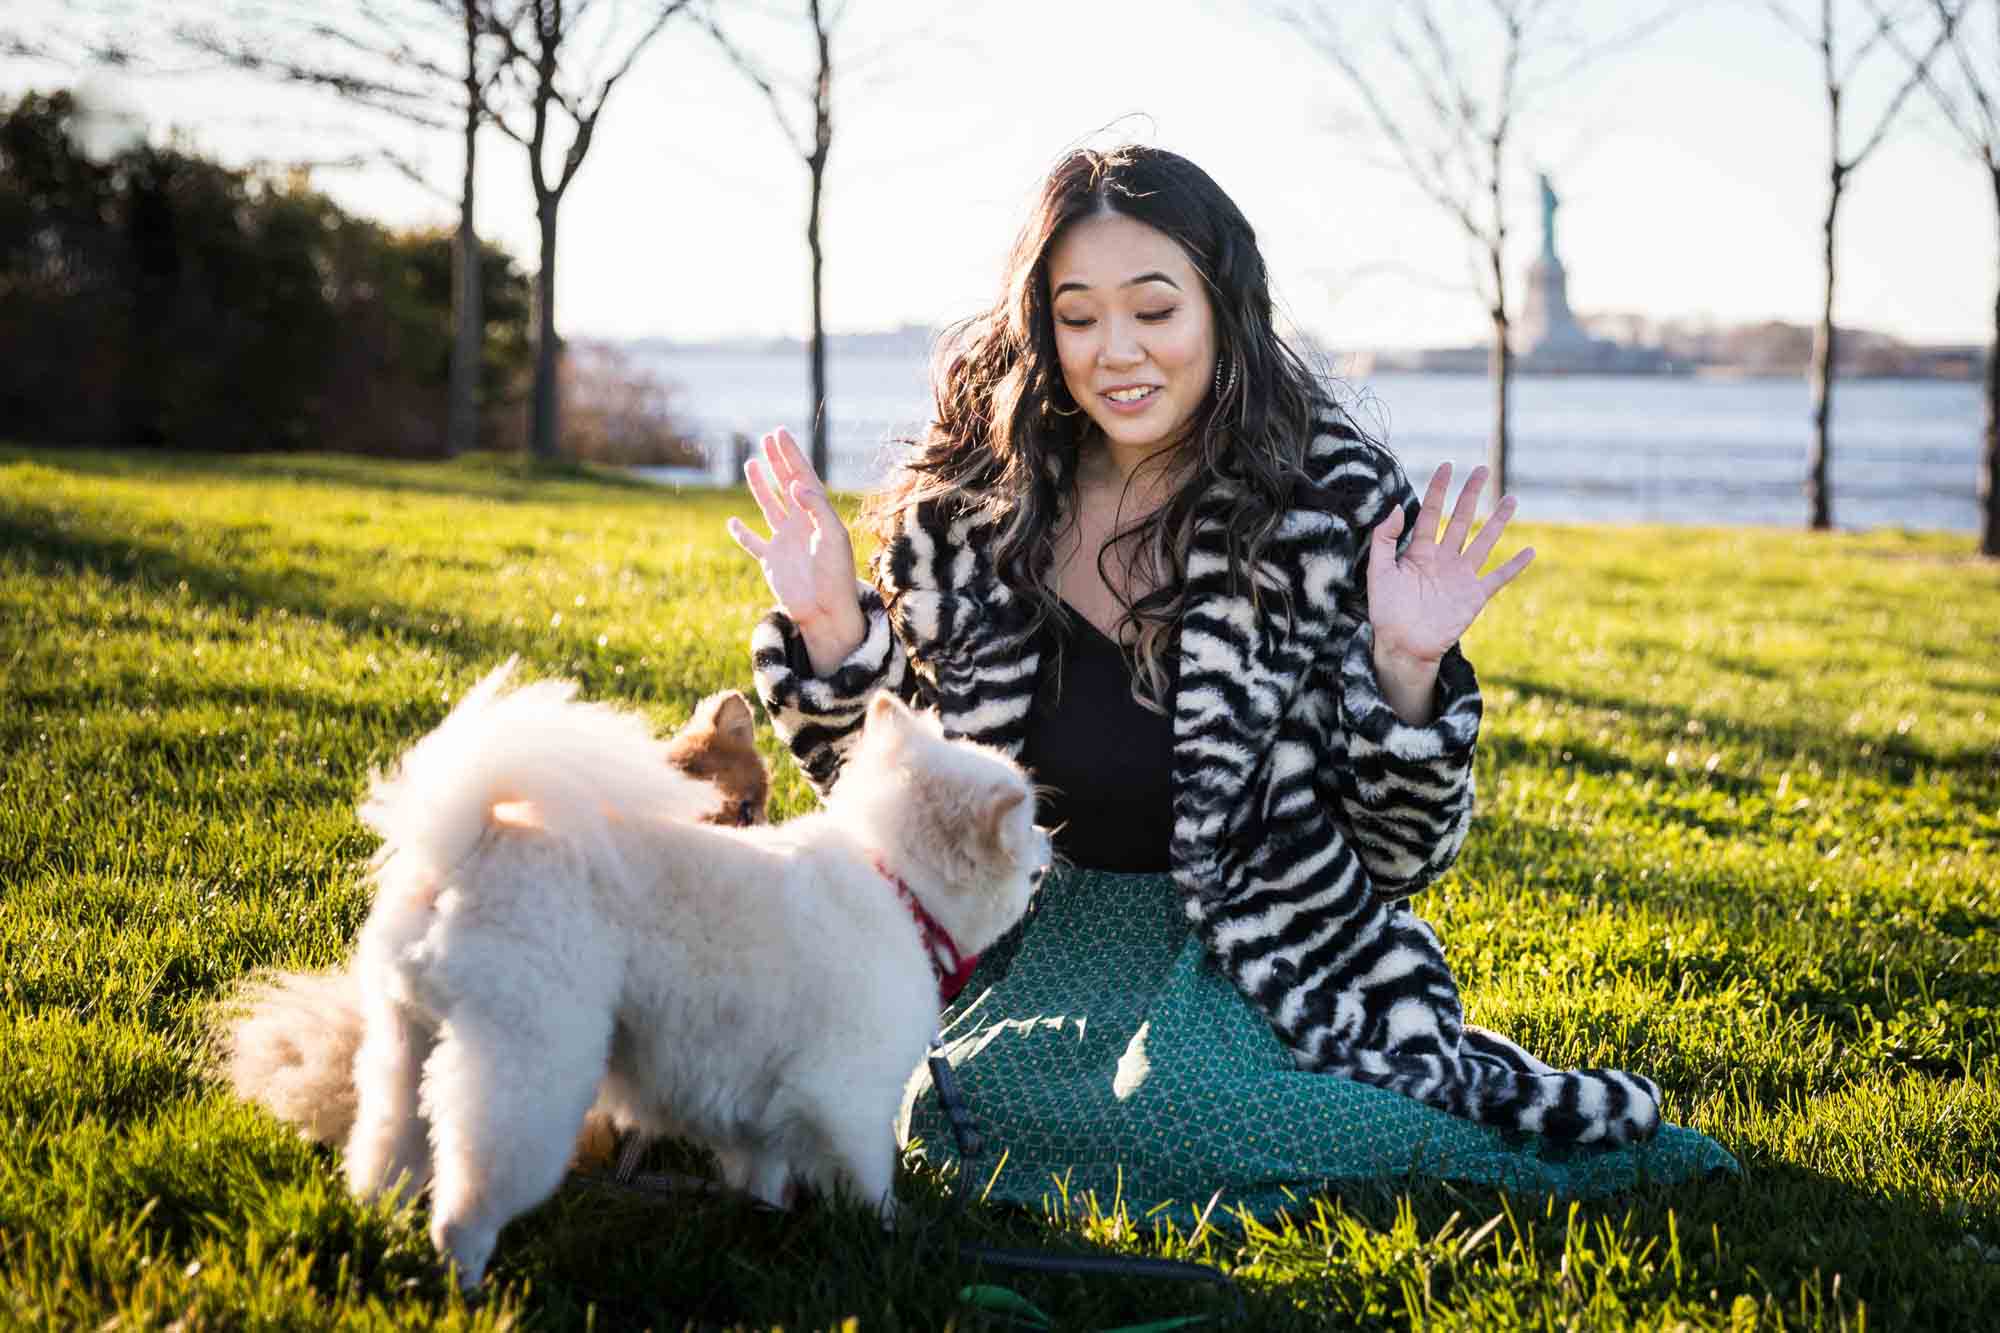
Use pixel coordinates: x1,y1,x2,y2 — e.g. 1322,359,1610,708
1046,210,1217,457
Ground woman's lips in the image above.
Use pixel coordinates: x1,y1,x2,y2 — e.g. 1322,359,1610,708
1100,385,1161,414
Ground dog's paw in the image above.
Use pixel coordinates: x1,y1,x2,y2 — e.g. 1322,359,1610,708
431,1216,498,1292
345,1154,430,1206
719,1146,795,1210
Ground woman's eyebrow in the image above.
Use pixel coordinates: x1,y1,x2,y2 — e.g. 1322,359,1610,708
1052,271,1183,298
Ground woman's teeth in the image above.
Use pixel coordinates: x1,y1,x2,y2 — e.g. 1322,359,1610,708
1106,387,1156,403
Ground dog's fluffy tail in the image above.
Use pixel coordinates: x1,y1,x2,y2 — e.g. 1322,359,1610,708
359,658,720,891
215,966,366,1145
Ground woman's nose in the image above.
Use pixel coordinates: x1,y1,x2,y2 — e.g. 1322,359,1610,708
1097,318,1144,367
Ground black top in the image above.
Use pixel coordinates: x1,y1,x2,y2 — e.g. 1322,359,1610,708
1017,607,1176,873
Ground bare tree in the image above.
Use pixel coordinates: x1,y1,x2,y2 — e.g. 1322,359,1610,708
1886,0,2000,555
177,1,503,457
448,2,488,459
1275,3,1674,499
696,4,965,481
698,0,844,479
1763,0,1961,530
483,0,693,462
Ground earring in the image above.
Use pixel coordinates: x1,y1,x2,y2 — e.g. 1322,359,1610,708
1048,388,1081,418
1213,357,1238,400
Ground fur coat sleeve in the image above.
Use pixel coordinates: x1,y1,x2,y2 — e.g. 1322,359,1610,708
749,499,1045,798
748,420,1483,1063
749,578,916,795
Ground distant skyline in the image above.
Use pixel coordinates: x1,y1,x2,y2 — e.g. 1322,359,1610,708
4,1,1992,352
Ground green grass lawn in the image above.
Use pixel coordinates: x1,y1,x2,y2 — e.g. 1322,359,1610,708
2,445,1996,1331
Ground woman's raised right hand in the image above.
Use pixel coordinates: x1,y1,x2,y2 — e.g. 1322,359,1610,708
726,428,867,674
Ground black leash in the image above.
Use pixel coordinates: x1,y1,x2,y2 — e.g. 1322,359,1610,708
925,1048,1246,1326
573,1053,1245,1326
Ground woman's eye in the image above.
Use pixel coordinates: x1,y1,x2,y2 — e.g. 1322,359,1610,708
1057,315,1095,330
1137,308,1177,324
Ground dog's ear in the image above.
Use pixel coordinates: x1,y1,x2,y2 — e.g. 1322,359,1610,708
865,690,911,738
979,784,1028,851
697,691,756,749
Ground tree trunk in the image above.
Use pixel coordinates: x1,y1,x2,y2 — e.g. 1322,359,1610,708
1484,127,1510,504
1488,310,1511,499
806,0,833,482
1984,165,2000,557
446,4,481,458
1808,173,1841,531
530,200,561,461
806,160,828,480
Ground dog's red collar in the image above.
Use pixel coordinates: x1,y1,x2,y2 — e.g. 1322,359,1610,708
871,853,978,1004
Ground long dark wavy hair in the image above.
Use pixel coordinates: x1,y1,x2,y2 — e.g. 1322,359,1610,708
863,144,1373,711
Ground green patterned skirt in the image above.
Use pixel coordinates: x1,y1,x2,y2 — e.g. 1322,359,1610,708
899,868,1738,1220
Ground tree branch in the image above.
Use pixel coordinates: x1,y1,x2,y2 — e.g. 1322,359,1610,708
1838,4,1900,83
696,5,812,160
1284,7,1493,247
1866,0,1992,154
1396,3,1488,187
370,144,460,204
1515,3,1682,102
1891,0,1997,156
1762,0,1822,47
1939,0,2000,146
577,0,692,131
482,0,691,200
1848,0,1961,168
173,20,457,132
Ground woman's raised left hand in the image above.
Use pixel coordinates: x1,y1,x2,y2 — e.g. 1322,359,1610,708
1365,463,1534,719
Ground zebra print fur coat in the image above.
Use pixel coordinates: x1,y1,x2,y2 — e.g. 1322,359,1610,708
751,418,1662,1146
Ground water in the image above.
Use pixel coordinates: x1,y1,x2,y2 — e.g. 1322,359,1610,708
635,345,1987,533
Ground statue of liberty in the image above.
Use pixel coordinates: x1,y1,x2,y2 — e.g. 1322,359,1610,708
1538,172,1560,262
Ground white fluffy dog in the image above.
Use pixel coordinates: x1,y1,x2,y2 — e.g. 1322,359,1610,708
340,665,1049,1288
216,685,769,1167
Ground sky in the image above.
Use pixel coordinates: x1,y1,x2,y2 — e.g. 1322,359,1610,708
4,0,1994,351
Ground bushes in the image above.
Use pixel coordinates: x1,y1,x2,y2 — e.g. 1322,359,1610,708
0,90,534,457
559,341,703,466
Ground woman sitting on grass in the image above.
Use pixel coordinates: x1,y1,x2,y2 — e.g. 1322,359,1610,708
727,144,1734,1214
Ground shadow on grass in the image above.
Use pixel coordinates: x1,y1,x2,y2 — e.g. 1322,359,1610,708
1480,732,1771,810
1935,676,2000,698
385,1149,2000,1331
1484,672,1998,788
14,1091,1989,1330
1314,1156,2000,1333
484,1165,1254,1331
1,445,672,506
7,672,462,728
2,492,774,726
1471,801,2000,952
1705,653,1781,682
14,488,738,665
2,498,526,659
1456,813,2000,1089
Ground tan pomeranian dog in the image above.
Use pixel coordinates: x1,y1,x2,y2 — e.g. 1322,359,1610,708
215,678,769,1165
335,668,1047,1288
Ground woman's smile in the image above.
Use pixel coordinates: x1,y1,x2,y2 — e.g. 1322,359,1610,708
1100,383,1163,411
